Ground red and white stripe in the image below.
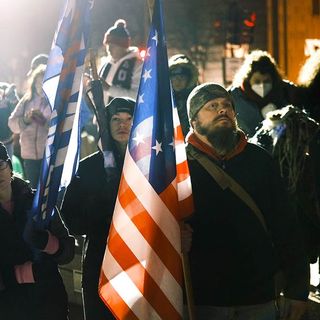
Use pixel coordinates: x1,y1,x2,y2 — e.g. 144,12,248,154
99,121,193,319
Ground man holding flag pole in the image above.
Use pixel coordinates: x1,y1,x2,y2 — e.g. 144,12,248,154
97,1,309,320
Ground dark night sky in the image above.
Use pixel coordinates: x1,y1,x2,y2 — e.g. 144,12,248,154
0,0,266,90
0,0,146,91
1,0,66,86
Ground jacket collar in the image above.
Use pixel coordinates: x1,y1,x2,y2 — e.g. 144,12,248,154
187,130,247,161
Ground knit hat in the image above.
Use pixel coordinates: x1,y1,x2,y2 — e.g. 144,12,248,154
103,19,131,48
27,54,48,76
187,82,235,121
4,84,19,103
106,97,135,118
0,142,12,170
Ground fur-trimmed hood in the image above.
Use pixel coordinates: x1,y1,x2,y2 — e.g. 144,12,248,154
169,54,199,90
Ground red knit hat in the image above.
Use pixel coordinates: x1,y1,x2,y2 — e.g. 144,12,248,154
103,19,131,48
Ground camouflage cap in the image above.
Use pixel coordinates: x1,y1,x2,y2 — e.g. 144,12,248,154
187,82,234,121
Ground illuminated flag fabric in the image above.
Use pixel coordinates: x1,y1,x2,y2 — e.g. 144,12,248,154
31,0,91,226
99,0,193,319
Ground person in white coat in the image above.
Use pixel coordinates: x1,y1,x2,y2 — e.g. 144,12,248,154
8,65,51,188
99,19,143,105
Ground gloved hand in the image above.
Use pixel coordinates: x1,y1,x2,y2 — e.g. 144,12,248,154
23,217,49,250
31,109,46,125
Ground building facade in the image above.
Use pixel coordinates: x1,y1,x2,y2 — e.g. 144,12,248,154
267,0,320,82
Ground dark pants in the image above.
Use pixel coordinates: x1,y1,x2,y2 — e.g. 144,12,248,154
82,284,115,320
0,281,69,320
183,301,277,320
24,159,42,188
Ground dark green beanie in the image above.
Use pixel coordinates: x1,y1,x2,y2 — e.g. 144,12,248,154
187,82,234,121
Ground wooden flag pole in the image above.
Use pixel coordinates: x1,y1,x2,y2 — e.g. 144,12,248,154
88,48,99,80
182,253,196,320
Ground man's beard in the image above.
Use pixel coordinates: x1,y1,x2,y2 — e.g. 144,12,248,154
195,118,238,155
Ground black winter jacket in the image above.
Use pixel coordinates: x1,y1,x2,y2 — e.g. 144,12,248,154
61,151,119,320
186,141,309,306
0,177,75,320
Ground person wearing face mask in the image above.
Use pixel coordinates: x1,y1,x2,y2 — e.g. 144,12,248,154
229,50,297,137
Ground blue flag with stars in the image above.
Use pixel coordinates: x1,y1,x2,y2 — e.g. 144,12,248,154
31,0,91,226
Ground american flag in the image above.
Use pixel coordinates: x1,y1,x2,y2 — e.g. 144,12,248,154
31,0,91,226
98,0,193,319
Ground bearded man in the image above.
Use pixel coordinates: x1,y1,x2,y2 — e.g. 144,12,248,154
181,83,309,320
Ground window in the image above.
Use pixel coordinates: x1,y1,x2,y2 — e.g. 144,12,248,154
312,0,320,15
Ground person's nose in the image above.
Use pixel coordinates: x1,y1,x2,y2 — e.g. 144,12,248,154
119,120,130,128
217,105,228,114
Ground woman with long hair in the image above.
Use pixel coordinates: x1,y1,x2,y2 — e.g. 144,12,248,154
8,64,51,188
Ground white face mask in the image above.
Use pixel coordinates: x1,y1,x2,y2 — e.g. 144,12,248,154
251,83,272,98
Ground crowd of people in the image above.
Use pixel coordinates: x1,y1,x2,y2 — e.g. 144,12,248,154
0,16,320,320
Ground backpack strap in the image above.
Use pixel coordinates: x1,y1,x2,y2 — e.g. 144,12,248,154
188,146,268,233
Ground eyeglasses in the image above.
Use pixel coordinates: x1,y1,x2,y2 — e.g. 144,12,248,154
0,160,9,170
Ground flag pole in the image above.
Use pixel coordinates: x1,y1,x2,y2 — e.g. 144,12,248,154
147,0,155,21
147,0,196,317
182,253,196,320
87,49,117,178
88,48,99,80
145,0,155,42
